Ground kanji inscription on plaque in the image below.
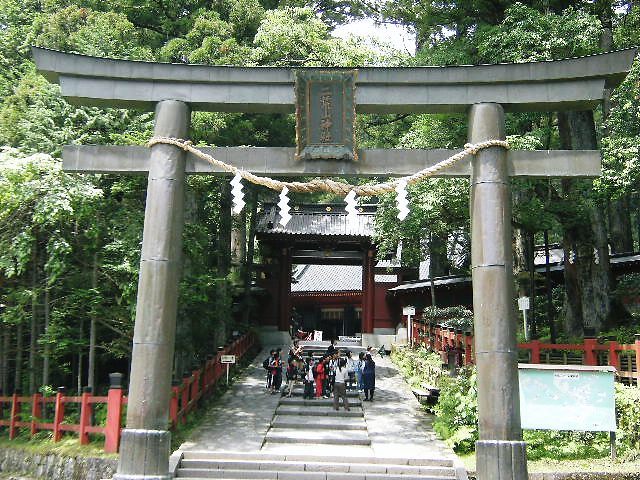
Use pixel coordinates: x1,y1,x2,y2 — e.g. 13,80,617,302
295,70,357,161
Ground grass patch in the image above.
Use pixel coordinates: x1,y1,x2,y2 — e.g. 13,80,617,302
0,434,115,459
459,452,640,473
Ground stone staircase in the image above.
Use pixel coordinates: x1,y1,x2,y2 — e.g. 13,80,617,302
174,451,459,479
173,384,463,479
264,385,370,448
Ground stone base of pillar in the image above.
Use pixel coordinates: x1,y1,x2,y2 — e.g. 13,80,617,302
112,429,171,480
476,440,528,480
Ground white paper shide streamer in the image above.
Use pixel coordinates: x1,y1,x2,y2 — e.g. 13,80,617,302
278,186,292,226
395,179,409,221
230,172,245,214
345,190,358,223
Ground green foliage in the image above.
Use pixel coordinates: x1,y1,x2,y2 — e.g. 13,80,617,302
524,430,610,461
433,366,478,453
30,6,152,59
391,344,443,387
159,11,252,65
615,383,640,459
252,7,379,66
475,3,601,63
422,305,473,330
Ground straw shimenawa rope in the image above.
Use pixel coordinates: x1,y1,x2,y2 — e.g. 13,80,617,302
147,137,510,196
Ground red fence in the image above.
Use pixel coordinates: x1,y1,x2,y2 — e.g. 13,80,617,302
0,332,257,453
411,320,640,385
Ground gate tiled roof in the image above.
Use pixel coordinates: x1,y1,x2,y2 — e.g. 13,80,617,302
256,204,375,238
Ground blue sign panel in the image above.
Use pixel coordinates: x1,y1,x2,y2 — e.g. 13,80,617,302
518,364,616,432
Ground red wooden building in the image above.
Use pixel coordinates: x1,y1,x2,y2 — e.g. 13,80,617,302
255,204,402,346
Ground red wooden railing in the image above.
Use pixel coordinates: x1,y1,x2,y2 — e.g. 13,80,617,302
0,332,257,453
411,320,640,385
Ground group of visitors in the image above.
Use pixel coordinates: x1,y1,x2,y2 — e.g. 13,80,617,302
263,340,377,410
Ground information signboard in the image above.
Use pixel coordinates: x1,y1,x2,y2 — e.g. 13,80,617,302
221,355,236,364
403,306,416,316
518,364,616,432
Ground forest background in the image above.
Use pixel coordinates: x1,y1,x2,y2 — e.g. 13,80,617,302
1,0,640,398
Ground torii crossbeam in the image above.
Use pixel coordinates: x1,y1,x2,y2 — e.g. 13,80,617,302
33,46,636,480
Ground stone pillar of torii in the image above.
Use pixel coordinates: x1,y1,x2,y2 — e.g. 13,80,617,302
33,46,636,480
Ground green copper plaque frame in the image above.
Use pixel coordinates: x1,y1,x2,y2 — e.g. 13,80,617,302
295,70,357,161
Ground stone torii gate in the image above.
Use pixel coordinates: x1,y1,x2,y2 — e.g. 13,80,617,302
33,47,636,480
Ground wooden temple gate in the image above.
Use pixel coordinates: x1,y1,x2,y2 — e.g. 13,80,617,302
33,46,636,480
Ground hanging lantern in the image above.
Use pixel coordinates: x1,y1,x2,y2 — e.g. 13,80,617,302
278,186,292,226
230,172,245,214
395,179,409,221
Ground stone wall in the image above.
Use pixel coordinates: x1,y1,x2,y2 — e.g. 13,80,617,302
0,447,116,480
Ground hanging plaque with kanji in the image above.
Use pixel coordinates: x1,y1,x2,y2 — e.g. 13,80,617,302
295,70,357,161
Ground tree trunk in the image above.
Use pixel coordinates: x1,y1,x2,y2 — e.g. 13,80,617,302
218,182,232,277
429,231,449,277
544,230,556,343
77,317,84,393
242,187,258,325
609,197,634,253
1,327,8,394
528,232,536,338
87,251,98,393
513,226,528,298
14,322,23,392
570,110,612,334
41,285,50,387
29,245,38,394
231,208,247,267
557,112,583,336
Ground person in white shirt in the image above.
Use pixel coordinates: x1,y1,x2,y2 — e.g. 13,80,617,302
333,358,350,411
345,351,356,390
303,357,315,399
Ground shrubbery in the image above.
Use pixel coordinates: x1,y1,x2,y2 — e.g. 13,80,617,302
392,346,640,460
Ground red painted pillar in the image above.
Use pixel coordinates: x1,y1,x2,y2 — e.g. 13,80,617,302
361,248,375,334
104,373,124,453
9,391,19,440
79,387,92,445
53,387,65,442
530,340,540,364
191,368,201,404
635,335,640,386
464,333,473,365
181,373,190,422
278,247,292,333
584,338,598,366
30,392,42,436
169,382,180,428
609,340,620,370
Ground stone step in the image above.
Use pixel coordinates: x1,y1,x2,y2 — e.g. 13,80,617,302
178,459,455,477
276,406,364,417
265,428,371,446
181,451,455,467
290,386,360,398
271,415,366,430
259,444,375,457
176,470,454,480
280,398,362,407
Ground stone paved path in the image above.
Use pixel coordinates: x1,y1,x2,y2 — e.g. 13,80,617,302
178,347,457,463
179,346,281,452
364,354,454,460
